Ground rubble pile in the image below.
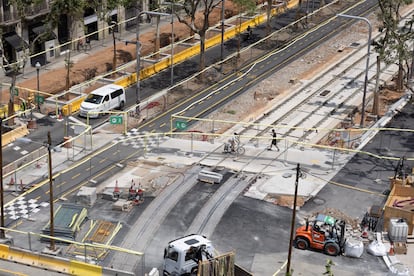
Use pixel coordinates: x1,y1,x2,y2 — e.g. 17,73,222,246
312,207,360,230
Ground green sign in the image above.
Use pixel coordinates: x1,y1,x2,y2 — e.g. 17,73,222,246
109,115,123,125
35,95,44,104
175,120,188,130
10,87,18,96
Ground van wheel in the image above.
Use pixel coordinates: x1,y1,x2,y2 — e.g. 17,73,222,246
119,101,125,111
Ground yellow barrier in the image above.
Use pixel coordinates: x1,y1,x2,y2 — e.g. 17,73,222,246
70,259,102,276
2,123,29,145
0,244,102,275
62,106,68,116
0,244,9,259
61,0,299,116
36,254,71,274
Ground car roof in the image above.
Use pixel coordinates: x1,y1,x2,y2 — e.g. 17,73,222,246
90,84,124,96
168,235,212,250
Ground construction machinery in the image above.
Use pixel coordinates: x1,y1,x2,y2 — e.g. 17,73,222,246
163,234,252,276
294,214,346,256
163,234,214,276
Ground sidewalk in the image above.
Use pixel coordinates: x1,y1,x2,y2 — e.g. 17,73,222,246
0,17,175,90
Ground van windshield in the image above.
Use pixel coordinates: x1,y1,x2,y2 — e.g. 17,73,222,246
85,94,103,104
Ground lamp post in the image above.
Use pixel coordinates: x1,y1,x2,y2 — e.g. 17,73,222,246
35,62,41,111
129,10,171,116
0,118,4,240
221,0,225,64
338,14,372,127
171,2,175,87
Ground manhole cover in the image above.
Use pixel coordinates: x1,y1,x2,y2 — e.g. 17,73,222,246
350,42,360,47
282,173,292,178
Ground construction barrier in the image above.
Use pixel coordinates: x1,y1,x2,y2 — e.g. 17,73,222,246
70,260,102,276
0,244,9,259
60,0,299,115
2,123,29,146
0,244,105,275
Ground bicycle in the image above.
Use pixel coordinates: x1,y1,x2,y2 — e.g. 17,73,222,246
223,142,245,155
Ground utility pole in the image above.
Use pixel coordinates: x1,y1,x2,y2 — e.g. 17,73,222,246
286,163,301,276
337,14,372,127
0,118,4,240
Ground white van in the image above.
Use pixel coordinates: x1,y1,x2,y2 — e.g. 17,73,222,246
79,84,126,118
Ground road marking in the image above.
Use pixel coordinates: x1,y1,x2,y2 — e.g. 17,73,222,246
57,181,66,188
99,158,107,164
72,173,81,179
0,268,27,276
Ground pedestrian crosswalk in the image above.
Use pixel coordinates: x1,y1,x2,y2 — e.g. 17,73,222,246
5,197,47,221
113,129,169,150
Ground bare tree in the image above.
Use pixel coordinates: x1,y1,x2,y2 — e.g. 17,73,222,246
175,0,222,71
233,0,256,56
375,0,414,91
87,0,135,76
47,0,86,92
3,0,42,125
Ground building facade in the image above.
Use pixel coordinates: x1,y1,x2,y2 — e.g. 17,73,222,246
0,0,152,78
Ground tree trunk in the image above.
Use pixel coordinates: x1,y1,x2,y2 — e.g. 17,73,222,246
397,63,404,91
65,50,71,93
199,32,206,71
155,15,161,59
266,0,272,35
113,28,117,76
8,74,16,126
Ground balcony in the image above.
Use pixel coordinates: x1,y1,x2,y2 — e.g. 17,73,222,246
0,1,49,25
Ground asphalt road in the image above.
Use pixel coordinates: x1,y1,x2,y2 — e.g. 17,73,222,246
3,0,403,275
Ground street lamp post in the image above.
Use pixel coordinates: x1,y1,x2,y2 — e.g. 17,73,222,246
35,61,41,111
338,14,372,127
130,10,171,116
0,118,4,240
221,0,225,64
46,131,55,251
171,2,175,87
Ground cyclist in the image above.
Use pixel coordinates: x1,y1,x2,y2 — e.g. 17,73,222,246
230,132,240,152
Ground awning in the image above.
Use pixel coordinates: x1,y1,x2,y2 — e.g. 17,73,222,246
32,25,57,40
84,14,97,25
32,25,46,35
3,32,27,51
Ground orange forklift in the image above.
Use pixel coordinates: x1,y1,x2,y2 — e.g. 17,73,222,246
294,214,346,256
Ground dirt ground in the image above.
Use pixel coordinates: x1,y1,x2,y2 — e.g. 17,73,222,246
6,2,411,131
5,1,237,100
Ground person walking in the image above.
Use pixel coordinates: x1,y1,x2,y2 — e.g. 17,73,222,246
268,129,280,151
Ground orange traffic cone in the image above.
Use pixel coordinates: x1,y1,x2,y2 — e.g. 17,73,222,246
389,243,395,256
361,226,369,239
8,177,14,186
114,180,120,194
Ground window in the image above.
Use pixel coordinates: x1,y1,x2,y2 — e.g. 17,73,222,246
103,95,109,102
166,250,178,262
110,89,123,99
85,94,102,104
